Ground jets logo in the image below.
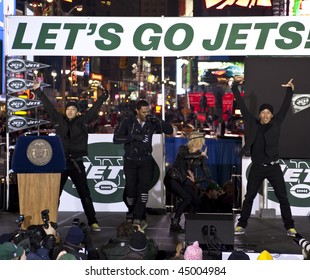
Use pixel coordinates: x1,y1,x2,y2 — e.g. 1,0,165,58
8,98,27,110
291,94,310,114
294,96,310,107
63,142,160,203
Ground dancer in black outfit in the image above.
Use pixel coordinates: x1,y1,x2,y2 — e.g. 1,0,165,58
33,81,108,232
113,100,173,230
231,77,296,236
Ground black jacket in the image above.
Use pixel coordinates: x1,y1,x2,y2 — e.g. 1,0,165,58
231,82,293,158
113,114,173,159
169,145,211,186
35,88,108,159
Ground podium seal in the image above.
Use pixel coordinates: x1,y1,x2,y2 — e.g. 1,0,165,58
27,139,53,166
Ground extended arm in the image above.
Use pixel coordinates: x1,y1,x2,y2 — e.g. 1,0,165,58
33,81,61,122
85,88,109,122
231,77,251,120
276,79,294,122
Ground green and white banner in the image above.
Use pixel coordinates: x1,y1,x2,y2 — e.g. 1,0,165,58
6,16,310,56
59,134,165,212
242,157,310,216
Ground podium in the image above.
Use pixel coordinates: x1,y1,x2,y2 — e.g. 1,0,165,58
11,136,66,229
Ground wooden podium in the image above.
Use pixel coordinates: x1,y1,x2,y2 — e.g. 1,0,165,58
12,136,66,229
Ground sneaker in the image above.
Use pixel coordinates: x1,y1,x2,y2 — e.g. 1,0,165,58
287,228,297,237
234,226,245,235
90,223,101,232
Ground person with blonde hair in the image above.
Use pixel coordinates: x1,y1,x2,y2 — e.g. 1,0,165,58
164,131,212,233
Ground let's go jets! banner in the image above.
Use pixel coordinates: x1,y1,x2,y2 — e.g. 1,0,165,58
5,16,310,56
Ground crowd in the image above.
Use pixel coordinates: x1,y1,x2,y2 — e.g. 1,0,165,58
0,219,309,260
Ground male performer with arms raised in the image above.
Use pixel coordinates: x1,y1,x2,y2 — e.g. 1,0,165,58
231,77,297,237
33,81,108,232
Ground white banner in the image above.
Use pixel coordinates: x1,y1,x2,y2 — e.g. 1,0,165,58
5,16,310,56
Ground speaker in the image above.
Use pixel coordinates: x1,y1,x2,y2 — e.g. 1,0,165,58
185,213,234,251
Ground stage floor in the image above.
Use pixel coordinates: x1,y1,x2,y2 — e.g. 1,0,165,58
0,210,309,259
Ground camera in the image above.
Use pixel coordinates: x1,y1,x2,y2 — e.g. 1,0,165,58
41,209,57,230
10,209,58,253
146,114,157,122
15,214,24,229
293,233,310,253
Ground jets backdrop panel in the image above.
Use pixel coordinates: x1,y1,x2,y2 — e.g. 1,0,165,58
59,134,165,211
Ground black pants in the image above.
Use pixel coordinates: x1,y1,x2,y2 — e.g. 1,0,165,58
237,163,294,230
123,157,153,220
60,159,98,226
164,174,200,220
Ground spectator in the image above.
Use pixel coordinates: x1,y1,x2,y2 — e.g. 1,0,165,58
217,180,234,213
199,180,221,213
257,250,274,260
26,247,50,260
123,228,158,260
53,224,100,260
183,241,203,260
56,251,77,260
227,250,250,260
0,242,26,260
169,241,185,260
100,221,134,260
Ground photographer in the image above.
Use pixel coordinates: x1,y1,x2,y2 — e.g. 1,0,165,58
26,222,57,260
113,100,173,229
52,220,99,260
9,221,57,260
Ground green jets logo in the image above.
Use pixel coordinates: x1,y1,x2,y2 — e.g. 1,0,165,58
63,142,160,203
246,159,310,207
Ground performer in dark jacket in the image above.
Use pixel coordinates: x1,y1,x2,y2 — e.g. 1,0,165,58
231,77,296,236
164,131,211,233
33,81,109,232
113,100,173,229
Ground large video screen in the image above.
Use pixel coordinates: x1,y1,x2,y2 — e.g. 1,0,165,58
188,59,245,132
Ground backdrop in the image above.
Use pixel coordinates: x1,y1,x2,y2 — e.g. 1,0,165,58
244,56,310,159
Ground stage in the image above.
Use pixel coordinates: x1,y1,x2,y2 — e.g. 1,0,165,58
0,210,309,259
